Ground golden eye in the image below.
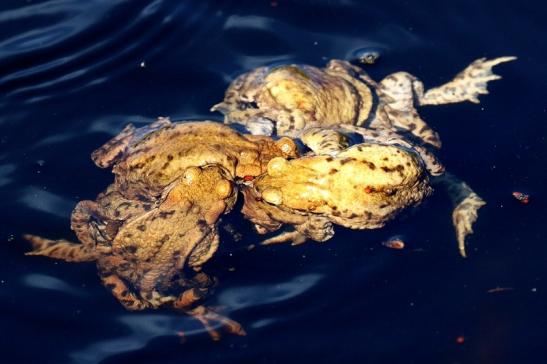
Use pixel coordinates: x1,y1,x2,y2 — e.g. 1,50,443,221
215,180,233,199
276,137,298,157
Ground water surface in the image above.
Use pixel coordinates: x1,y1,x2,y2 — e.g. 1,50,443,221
1,1,546,363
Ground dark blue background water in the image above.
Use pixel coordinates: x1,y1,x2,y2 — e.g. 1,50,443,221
1,1,546,363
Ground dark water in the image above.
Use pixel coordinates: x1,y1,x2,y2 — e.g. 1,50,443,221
1,1,546,363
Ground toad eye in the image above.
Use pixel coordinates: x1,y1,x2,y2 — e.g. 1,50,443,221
237,101,259,110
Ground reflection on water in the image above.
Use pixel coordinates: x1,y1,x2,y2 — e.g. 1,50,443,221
23,273,89,297
70,273,322,363
70,314,182,364
1,0,546,363
217,273,323,310
19,186,74,218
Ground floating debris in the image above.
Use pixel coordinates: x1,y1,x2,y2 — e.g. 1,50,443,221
487,287,514,293
512,191,530,204
382,236,405,250
139,61,146,68
351,47,382,65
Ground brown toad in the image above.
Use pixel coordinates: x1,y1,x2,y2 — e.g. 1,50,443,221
212,57,515,146
23,119,300,340
92,117,298,199
213,57,516,256
25,164,243,340
241,142,432,245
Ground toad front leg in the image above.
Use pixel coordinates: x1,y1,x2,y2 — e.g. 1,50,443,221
261,217,334,246
214,107,277,136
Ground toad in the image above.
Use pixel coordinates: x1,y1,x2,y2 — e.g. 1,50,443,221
213,57,515,256
240,142,432,245
92,117,298,199
23,119,299,340
25,164,243,340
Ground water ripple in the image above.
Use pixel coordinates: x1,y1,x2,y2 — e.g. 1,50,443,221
19,186,75,218
22,273,88,297
0,1,219,104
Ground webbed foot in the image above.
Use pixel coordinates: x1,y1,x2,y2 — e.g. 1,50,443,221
420,56,517,105
185,305,246,341
434,172,486,257
452,192,486,258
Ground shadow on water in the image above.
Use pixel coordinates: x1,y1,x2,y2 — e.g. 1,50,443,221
1,0,546,363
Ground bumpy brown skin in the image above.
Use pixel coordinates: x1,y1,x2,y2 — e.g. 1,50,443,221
211,63,375,136
25,165,245,340
23,119,302,340
214,57,516,256
92,117,298,199
241,143,432,245
213,57,515,148
23,119,302,339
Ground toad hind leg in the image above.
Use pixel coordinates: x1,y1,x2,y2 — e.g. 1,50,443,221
434,172,486,258
418,56,516,105
23,234,96,262
174,276,244,341
186,305,246,341
376,72,442,148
